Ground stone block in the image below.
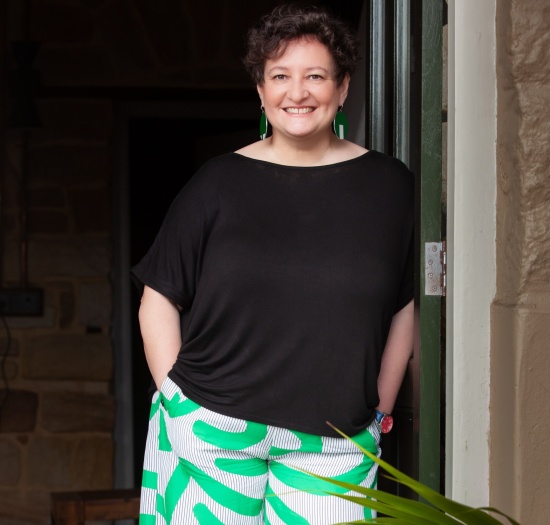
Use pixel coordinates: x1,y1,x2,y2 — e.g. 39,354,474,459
26,436,73,489
72,436,114,488
35,45,114,86
0,212,17,237
0,295,56,330
30,1,95,45
0,390,38,432
26,434,114,490
491,301,550,522
42,391,115,433
28,210,69,234
23,334,112,381
0,336,19,356
28,186,66,208
1,149,22,210
490,302,517,517
71,187,111,234
1,238,111,281
132,0,189,67
196,66,252,88
96,0,159,80
517,306,550,444
24,490,51,520
184,1,270,65
59,289,75,328
79,281,112,327
0,439,21,485
0,488,46,524
34,100,114,142
29,143,110,185
81,0,109,7
4,360,18,380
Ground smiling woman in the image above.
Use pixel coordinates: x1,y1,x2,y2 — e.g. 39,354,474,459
239,4,363,167
255,38,349,149
131,3,415,524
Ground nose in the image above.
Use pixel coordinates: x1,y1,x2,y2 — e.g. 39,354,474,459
287,78,309,102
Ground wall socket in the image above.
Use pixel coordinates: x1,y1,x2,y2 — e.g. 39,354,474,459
0,288,43,316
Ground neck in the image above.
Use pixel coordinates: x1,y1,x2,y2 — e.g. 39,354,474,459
266,131,343,166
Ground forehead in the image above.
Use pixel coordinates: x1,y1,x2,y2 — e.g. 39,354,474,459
267,37,334,68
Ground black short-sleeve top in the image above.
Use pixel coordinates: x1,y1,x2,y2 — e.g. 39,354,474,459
131,150,414,437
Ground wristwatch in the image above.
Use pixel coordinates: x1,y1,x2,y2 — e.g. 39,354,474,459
375,409,394,434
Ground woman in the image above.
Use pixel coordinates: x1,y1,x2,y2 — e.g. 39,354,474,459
132,4,414,524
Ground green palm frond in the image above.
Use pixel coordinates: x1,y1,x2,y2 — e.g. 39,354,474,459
302,424,521,525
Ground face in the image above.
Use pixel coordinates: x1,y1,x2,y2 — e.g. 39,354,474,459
257,38,349,141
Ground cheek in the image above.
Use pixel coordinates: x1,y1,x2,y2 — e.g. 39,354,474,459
314,86,340,104
263,89,284,107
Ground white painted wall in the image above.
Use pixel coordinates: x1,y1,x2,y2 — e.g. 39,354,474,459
446,0,496,505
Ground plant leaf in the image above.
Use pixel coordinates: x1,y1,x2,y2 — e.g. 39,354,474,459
477,508,521,525
326,492,451,525
322,424,521,525
301,471,459,525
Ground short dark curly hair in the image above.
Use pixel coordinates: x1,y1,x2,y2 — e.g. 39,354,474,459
243,3,360,87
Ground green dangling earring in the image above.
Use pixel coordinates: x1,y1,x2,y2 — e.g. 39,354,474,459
333,106,348,139
260,106,268,140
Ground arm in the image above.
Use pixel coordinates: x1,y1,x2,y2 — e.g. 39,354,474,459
376,299,414,414
138,285,182,390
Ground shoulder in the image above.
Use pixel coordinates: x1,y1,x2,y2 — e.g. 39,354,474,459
167,153,237,210
194,152,243,177
362,151,414,207
365,150,413,178
182,153,247,193
336,140,368,161
365,151,414,190
234,141,265,159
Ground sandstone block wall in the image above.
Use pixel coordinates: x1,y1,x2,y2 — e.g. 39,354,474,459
0,97,115,524
492,1,550,523
1,1,279,523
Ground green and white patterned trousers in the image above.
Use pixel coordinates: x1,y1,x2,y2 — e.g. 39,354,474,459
139,377,380,525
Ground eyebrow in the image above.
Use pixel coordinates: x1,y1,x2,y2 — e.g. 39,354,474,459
266,66,331,75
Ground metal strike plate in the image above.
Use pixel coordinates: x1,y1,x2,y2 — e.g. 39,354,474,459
425,242,446,296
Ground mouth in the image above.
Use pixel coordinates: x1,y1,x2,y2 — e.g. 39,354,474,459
284,107,315,114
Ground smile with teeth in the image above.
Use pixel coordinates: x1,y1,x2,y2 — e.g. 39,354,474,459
284,107,315,114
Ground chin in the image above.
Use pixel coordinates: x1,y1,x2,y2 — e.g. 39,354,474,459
282,126,325,138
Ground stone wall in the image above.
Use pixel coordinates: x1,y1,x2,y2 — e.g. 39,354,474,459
0,1,280,523
28,0,272,88
492,0,550,523
0,97,116,523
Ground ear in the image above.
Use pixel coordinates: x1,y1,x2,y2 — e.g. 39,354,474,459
338,73,351,106
257,84,264,107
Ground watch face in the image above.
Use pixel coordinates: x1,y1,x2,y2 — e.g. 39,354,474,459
380,415,393,434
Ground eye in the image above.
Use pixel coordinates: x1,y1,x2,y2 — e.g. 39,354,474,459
273,74,287,80
308,74,324,80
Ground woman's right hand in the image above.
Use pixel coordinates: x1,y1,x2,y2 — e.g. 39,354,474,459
138,286,183,390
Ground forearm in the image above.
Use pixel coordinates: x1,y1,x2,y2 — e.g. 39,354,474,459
376,299,414,414
138,285,182,390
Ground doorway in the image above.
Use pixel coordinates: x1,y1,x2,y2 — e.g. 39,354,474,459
113,96,258,487
112,0,446,497
129,114,259,485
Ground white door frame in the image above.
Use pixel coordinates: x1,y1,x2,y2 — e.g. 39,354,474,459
446,0,496,505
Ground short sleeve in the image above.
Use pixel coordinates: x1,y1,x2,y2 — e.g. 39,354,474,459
130,175,212,309
394,231,414,312
393,166,415,313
